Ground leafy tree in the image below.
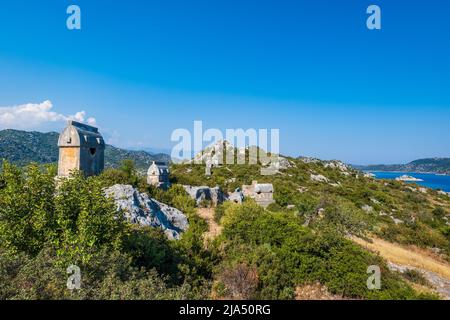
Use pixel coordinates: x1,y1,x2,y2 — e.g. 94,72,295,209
53,172,127,264
0,162,57,256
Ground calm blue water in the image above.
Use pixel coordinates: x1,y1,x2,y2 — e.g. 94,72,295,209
368,171,450,192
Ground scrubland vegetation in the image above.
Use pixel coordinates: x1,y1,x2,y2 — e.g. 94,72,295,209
1,154,448,300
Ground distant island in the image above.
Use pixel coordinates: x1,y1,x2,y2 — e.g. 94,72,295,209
395,175,424,182
353,158,450,175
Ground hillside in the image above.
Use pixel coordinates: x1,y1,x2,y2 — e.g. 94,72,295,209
354,158,450,175
172,144,450,252
169,142,450,297
0,129,170,172
1,140,449,300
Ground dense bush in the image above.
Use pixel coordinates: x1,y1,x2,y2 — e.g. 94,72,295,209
1,155,448,300
212,202,436,300
0,161,212,300
0,246,207,300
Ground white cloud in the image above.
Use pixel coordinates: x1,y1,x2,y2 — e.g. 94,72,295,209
0,100,97,130
69,111,97,126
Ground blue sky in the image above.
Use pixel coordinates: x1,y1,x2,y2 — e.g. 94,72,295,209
0,0,449,164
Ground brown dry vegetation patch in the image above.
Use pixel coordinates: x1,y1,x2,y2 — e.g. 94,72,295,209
351,236,450,280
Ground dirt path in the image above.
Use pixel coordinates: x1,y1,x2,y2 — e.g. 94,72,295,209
197,208,222,241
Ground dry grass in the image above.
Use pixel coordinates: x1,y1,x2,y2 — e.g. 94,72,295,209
408,282,437,296
351,236,450,280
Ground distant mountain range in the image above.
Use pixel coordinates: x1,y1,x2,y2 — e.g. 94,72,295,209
353,158,450,175
0,129,171,172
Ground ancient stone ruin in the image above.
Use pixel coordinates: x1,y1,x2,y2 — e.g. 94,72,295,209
57,120,105,177
183,185,226,206
228,188,244,204
242,180,275,208
147,161,170,188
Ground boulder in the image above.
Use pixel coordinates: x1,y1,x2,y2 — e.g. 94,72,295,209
104,184,188,240
310,174,329,183
391,217,404,225
278,157,294,169
183,185,226,206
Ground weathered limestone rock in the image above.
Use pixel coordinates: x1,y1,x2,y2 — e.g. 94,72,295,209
183,185,226,206
310,174,329,183
324,160,349,172
387,262,450,299
299,157,321,164
391,217,404,225
105,184,188,240
278,157,294,169
190,140,234,165
361,205,374,213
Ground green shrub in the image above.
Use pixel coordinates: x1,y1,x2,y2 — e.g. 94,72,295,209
214,204,226,224
215,202,428,300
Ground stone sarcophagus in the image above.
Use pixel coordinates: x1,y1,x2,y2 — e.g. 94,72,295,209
57,120,105,177
147,161,170,188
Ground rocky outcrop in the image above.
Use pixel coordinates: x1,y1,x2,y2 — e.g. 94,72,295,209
190,140,234,165
298,157,321,164
277,157,294,169
310,174,329,183
104,184,188,240
324,160,349,172
361,205,374,213
183,185,226,206
387,262,450,299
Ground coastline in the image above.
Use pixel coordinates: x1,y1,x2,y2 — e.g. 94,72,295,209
366,170,450,193
363,170,449,176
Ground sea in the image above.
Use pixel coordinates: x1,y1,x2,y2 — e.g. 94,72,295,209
368,171,450,192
